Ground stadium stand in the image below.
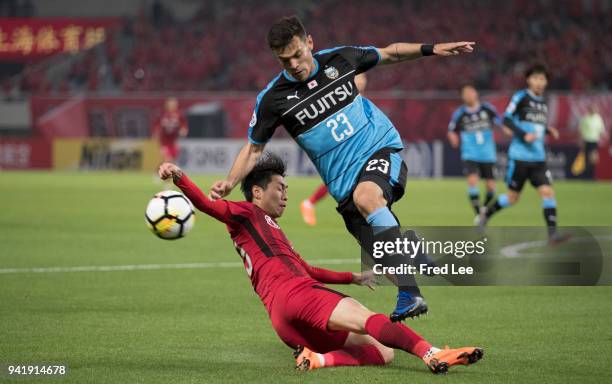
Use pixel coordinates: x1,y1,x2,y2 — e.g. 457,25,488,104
1,0,610,98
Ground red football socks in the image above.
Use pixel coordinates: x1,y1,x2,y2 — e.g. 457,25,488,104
364,314,431,358
322,344,385,367
308,185,328,204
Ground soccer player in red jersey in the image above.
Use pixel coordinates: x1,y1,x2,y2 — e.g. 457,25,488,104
158,153,483,374
152,97,188,162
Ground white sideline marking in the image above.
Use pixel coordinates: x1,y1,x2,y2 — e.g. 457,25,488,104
0,258,360,275
500,235,612,258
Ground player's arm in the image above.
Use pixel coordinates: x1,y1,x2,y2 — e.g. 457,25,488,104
447,108,462,148
158,162,232,223
210,142,265,200
484,102,503,129
447,131,460,148
297,256,375,289
303,263,353,284
503,92,536,142
377,42,475,65
503,116,535,142
546,126,560,139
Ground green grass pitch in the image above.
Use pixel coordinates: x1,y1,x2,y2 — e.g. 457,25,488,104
1,171,611,383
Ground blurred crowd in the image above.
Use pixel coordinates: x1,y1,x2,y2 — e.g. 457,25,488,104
4,0,611,96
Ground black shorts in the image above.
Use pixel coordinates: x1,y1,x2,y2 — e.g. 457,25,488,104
336,147,407,242
584,141,598,156
506,160,552,192
462,160,495,179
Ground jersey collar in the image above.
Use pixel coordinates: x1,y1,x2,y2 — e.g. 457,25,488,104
464,103,482,113
283,58,320,82
526,89,544,101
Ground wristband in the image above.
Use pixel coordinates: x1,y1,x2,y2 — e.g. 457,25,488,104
421,44,434,56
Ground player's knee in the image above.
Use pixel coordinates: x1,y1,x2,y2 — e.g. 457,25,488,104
378,346,394,364
329,298,375,334
353,183,386,215
507,192,519,204
539,186,554,199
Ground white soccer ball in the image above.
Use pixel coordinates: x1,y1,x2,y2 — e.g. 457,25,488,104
145,190,195,240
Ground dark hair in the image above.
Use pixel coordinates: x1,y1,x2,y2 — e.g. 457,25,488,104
525,63,549,79
241,152,287,202
267,15,307,51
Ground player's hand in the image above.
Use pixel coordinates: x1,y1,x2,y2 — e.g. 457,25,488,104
448,133,460,148
434,42,475,56
210,180,233,200
352,271,377,291
524,133,537,143
548,126,560,140
502,126,514,137
158,162,182,180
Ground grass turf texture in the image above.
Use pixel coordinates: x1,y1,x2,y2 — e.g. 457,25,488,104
1,171,611,383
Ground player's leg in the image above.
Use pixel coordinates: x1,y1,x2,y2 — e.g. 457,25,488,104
159,144,179,187
464,161,481,215
479,160,523,228
295,333,393,370
467,173,481,215
350,150,427,321
300,184,328,226
481,163,497,208
538,184,557,235
290,286,391,370
531,164,570,244
155,144,174,185
160,144,172,162
326,297,483,374
168,142,180,163
585,142,599,179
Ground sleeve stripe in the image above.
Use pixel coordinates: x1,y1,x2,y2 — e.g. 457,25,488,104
230,214,274,258
247,131,266,145
315,45,347,55
253,73,282,115
448,107,464,131
370,46,382,64
248,73,282,143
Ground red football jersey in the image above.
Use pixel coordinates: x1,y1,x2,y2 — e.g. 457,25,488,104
175,174,353,313
153,111,187,144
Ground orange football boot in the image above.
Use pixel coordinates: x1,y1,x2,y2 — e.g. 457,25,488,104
424,346,484,374
294,346,323,371
300,200,317,226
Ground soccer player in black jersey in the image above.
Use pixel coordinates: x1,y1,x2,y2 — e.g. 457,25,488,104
210,15,475,321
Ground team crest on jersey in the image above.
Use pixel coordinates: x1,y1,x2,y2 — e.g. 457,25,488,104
324,66,339,79
249,112,257,127
265,215,280,229
480,110,487,119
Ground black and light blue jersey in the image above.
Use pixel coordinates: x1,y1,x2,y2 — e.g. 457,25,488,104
504,89,549,162
448,102,500,162
247,46,403,202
